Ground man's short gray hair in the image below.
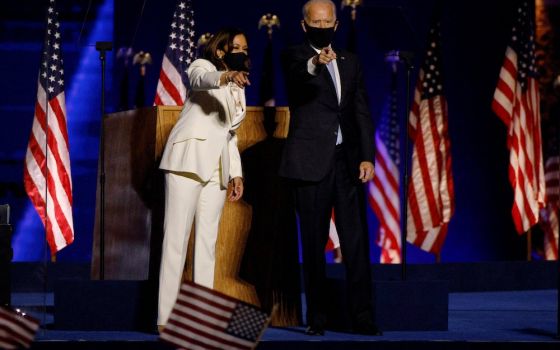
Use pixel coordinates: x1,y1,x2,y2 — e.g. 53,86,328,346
302,0,337,21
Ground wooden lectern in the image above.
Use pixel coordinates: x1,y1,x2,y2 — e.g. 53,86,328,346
92,106,299,326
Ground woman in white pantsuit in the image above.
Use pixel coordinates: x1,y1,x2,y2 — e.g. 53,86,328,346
157,28,251,327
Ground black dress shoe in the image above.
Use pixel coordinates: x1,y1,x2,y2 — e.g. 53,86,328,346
353,319,383,336
305,325,325,336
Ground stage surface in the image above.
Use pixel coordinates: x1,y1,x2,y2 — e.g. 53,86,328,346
17,289,559,350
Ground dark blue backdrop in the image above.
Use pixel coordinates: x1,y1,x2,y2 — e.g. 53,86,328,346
0,0,551,263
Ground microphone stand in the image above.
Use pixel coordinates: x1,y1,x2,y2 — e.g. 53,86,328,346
96,41,112,280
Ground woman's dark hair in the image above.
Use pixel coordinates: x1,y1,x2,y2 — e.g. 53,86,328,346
203,27,246,70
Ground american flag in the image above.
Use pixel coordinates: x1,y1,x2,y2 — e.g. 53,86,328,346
325,210,340,256
539,156,559,259
160,280,270,350
492,1,545,234
23,0,74,254
0,307,40,349
407,19,455,255
368,68,401,263
154,0,196,106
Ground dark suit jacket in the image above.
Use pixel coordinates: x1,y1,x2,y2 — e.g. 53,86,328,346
279,43,375,182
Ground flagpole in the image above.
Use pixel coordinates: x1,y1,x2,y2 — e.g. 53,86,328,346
556,117,560,339
557,211,560,339
41,2,57,329
251,304,277,349
96,41,112,280
401,55,413,280
42,24,51,331
384,50,414,279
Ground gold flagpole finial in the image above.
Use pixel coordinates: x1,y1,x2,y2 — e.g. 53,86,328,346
197,33,213,50
133,51,152,76
258,13,280,39
132,51,152,65
341,0,363,21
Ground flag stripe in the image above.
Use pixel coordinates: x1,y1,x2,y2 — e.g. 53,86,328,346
369,181,400,240
166,316,251,349
175,298,231,324
156,60,184,106
0,337,19,350
372,175,399,225
161,325,225,350
33,96,73,209
0,324,32,346
25,131,73,251
369,73,402,263
0,307,40,349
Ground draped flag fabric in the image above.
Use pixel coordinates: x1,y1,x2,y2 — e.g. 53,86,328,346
23,0,74,254
369,68,402,263
539,156,559,259
325,209,341,258
0,307,40,349
492,1,545,234
160,280,270,350
154,0,196,106
407,19,455,254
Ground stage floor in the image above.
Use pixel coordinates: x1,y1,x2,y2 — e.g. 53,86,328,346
20,289,559,349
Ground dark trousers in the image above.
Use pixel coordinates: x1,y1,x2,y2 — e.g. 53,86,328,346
294,146,373,328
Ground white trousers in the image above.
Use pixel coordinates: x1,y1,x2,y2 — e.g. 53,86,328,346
157,168,226,325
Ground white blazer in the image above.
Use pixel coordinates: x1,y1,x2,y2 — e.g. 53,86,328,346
159,59,246,187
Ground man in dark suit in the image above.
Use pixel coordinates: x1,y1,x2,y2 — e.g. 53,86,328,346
280,0,380,336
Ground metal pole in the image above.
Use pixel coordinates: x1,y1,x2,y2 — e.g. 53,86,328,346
556,121,560,339
96,41,112,280
400,59,413,281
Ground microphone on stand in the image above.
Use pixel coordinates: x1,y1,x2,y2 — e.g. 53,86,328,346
385,50,414,67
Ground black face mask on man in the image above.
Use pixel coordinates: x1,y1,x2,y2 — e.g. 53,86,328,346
223,52,250,72
304,22,335,49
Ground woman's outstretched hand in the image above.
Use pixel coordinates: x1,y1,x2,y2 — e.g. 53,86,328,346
221,71,250,88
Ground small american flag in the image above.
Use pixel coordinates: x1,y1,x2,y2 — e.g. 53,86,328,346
539,156,559,259
407,18,455,255
23,0,74,254
0,307,40,349
492,1,545,234
154,0,196,106
160,281,270,350
368,68,401,263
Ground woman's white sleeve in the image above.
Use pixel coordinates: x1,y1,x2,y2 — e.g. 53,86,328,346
187,60,223,91
228,133,242,179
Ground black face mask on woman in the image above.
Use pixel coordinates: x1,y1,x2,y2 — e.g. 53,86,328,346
223,52,249,72
304,22,335,49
